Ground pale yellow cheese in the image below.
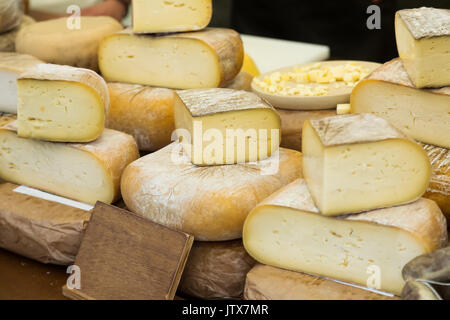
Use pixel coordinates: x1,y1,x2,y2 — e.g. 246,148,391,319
174,89,281,165
302,114,431,216
243,179,448,295
350,59,450,148
395,8,450,88
99,28,243,89
336,103,351,114
121,142,302,241
0,122,139,205
132,0,212,33
17,64,109,143
16,17,123,72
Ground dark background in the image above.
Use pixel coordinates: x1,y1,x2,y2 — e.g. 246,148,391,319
209,0,450,62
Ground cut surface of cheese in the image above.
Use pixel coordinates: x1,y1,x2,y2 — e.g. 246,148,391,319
121,142,302,241
16,16,123,72
350,59,450,148
243,179,448,295
17,64,109,142
174,89,281,165
132,0,212,33
99,28,243,89
107,82,175,151
395,8,450,88
302,114,431,216
0,53,42,114
0,122,139,204
0,0,24,33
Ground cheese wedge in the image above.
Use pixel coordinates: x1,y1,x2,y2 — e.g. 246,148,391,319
0,15,34,52
0,122,139,204
17,64,109,142
174,89,281,165
99,28,243,89
132,0,212,33
302,114,431,216
395,8,450,88
121,142,302,241
0,0,24,33
243,179,448,295
16,16,123,72
0,53,42,114
350,59,450,148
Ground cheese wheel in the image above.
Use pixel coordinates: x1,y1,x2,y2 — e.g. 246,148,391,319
0,122,139,204
243,178,448,295
179,240,256,299
277,108,336,152
121,142,302,241
0,15,35,52
99,28,243,89
0,0,24,33
224,71,253,91
16,16,123,72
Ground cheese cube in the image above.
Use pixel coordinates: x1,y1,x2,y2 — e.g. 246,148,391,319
395,8,450,88
302,114,431,216
243,179,448,295
350,59,450,148
99,28,243,89
132,0,212,33
0,122,139,204
174,89,281,165
17,64,109,142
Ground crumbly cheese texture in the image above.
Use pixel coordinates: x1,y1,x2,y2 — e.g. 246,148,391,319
174,89,281,165
0,122,139,205
0,53,42,114
16,16,123,72
0,15,35,52
302,114,431,216
121,142,302,241
99,28,243,89
350,59,450,148
17,64,109,142
243,179,448,295
395,8,450,88
132,0,212,33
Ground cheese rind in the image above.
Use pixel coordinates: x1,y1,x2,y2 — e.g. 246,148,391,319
121,142,302,241
0,122,139,204
395,8,450,88
132,0,212,33
224,71,254,91
350,59,450,148
99,28,243,89
17,64,109,142
302,114,431,216
243,179,448,295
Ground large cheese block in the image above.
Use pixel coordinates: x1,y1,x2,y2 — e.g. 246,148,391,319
395,8,450,88
302,114,431,216
17,64,109,142
16,17,123,72
132,0,212,33
421,143,450,218
175,89,281,165
243,179,448,295
277,108,336,152
350,59,450,148
0,121,139,204
244,264,398,300
179,240,256,299
121,142,302,241
99,28,243,89
0,53,42,114
0,0,24,33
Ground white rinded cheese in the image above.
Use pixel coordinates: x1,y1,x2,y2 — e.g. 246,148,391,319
174,89,281,165
99,28,243,89
395,8,450,88
350,59,450,148
302,114,431,216
121,142,302,241
243,179,448,295
0,121,139,204
17,64,109,142
133,0,212,33
0,0,24,33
